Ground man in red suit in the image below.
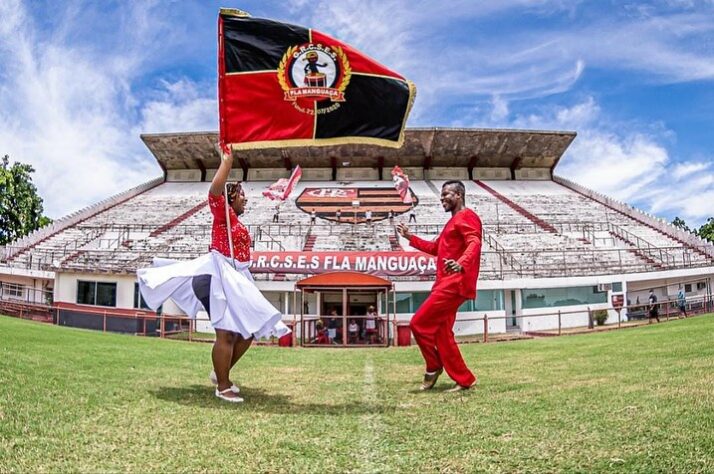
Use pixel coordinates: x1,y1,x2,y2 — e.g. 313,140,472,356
397,180,482,392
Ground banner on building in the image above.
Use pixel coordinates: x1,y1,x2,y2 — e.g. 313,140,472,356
250,251,436,277
218,8,416,150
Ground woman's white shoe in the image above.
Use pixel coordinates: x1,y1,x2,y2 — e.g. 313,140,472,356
215,387,244,403
209,370,240,393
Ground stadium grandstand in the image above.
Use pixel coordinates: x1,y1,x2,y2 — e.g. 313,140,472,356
1,128,713,343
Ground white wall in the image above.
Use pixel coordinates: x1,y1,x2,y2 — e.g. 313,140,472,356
520,303,611,332
473,167,511,180
166,169,201,182
55,272,138,310
336,167,379,181
425,167,468,180
247,168,290,181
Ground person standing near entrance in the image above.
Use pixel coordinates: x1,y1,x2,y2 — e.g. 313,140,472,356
648,289,660,323
397,180,482,392
677,286,687,318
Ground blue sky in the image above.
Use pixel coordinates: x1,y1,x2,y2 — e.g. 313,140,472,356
1,0,713,226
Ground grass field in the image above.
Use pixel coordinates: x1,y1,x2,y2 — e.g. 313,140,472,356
1,315,714,473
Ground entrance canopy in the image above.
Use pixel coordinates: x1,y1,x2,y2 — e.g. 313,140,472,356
296,271,392,291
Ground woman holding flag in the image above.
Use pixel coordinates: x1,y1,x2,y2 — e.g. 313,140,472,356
138,147,289,403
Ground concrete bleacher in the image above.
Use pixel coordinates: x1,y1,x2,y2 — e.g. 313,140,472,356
475,179,712,271
3,177,712,277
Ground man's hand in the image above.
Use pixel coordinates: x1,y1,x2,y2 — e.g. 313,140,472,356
444,258,463,274
396,223,412,240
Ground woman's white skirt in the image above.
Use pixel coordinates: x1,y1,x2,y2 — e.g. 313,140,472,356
137,251,290,339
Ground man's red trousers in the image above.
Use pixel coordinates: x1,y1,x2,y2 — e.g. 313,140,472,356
410,289,476,388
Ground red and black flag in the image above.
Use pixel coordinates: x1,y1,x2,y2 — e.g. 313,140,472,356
218,8,416,150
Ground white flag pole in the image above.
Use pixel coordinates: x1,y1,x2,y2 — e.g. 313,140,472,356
216,143,237,270
223,182,237,269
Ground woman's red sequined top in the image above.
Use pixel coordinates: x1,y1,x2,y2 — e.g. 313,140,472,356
208,193,251,262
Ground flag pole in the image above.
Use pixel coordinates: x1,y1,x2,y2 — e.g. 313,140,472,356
223,182,237,269
217,142,237,270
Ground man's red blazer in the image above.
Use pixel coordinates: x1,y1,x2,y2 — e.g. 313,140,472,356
409,208,482,299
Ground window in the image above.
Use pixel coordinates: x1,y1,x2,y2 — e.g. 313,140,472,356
384,290,504,313
521,286,607,309
77,281,117,307
2,282,24,299
612,282,623,292
684,284,692,293
77,281,95,305
697,282,706,290
133,283,152,310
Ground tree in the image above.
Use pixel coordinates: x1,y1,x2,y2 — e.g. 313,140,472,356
0,155,52,245
697,217,714,243
671,216,714,243
671,216,691,233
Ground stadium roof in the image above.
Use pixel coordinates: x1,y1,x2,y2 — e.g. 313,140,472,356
141,128,576,172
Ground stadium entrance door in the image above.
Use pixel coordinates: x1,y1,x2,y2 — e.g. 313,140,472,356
296,272,393,348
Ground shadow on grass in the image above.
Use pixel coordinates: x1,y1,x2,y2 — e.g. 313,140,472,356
151,384,400,415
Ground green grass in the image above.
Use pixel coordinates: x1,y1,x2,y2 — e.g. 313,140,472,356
1,315,713,473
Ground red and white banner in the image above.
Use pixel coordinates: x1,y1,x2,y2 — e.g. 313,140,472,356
250,251,436,277
391,166,412,204
262,165,302,201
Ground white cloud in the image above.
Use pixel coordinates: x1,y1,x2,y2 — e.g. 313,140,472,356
490,95,510,122
137,79,217,134
292,0,714,124
290,0,590,122
0,1,216,220
558,132,669,204
671,162,711,180
523,99,714,226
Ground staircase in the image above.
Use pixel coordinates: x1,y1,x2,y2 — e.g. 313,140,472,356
475,181,558,234
150,202,208,237
302,229,317,251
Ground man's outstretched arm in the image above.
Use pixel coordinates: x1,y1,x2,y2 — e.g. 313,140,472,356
397,223,440,256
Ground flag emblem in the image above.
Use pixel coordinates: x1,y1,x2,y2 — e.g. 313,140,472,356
278,44,351,115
